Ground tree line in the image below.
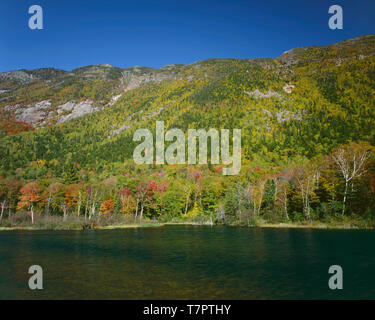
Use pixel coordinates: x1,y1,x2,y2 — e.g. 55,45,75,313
1,141,374,227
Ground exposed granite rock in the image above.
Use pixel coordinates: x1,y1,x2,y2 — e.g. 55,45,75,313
0,70,36,83
278,48,303,66
3,99,103,127
4,104,20,112
56,100,101,124
106,94,123,107
5,100,52,126
0,68,65,84
245,89,284,99
57,101,76,113
120,67,184,92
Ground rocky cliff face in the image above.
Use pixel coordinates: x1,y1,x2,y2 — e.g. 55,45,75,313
120,67,184,92
0,68,66,84
1,34,374,129
3,99,100,127
56,100,101,124
0,62,192,127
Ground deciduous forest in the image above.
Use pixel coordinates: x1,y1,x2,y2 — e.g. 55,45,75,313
1,35,375,229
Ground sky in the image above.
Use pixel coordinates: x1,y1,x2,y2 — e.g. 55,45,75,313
0,0,374,72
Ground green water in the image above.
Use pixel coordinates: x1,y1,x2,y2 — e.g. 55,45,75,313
0,226,374,299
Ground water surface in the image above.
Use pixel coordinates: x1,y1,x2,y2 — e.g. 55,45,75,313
0,226,374,299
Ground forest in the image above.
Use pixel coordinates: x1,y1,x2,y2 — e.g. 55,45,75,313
0,35,375,229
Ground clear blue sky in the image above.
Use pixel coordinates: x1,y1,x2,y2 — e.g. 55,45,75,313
0,0,374,72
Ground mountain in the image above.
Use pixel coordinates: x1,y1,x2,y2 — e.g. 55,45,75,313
0,34,375,225
1,34,374,170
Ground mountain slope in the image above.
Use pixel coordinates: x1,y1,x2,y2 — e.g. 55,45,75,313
0,35,375,226
0,34,375,173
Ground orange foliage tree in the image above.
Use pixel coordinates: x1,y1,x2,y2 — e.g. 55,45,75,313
100,200,115,215
17,182,41,224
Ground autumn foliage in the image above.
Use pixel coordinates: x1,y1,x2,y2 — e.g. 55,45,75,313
17,182,41,210
100,200,115,215
0,110,34,136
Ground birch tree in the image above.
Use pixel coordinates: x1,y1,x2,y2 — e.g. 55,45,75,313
331,142,371,215
293,162,320,220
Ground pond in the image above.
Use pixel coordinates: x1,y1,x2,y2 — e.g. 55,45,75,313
0,226,374,299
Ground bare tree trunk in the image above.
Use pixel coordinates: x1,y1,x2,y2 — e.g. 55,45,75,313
45,193,51,216
77,191,82,217
140,203,144,221
306,180,311,220
31,205,34,224
135,199,139,221
342,180,348,216
298,178,310,220
1,200,6,221
89,191,97,220
283,189,289,220
84,197,89,221
89,203,96,220
0,200,6,224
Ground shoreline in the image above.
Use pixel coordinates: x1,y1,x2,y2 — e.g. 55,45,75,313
256,222,369,230
0,221,373,231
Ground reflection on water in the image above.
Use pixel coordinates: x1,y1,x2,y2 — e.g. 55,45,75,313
0,226,374,299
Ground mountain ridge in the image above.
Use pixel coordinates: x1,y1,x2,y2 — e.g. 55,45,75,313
0,33,374,163
2,34,374,76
